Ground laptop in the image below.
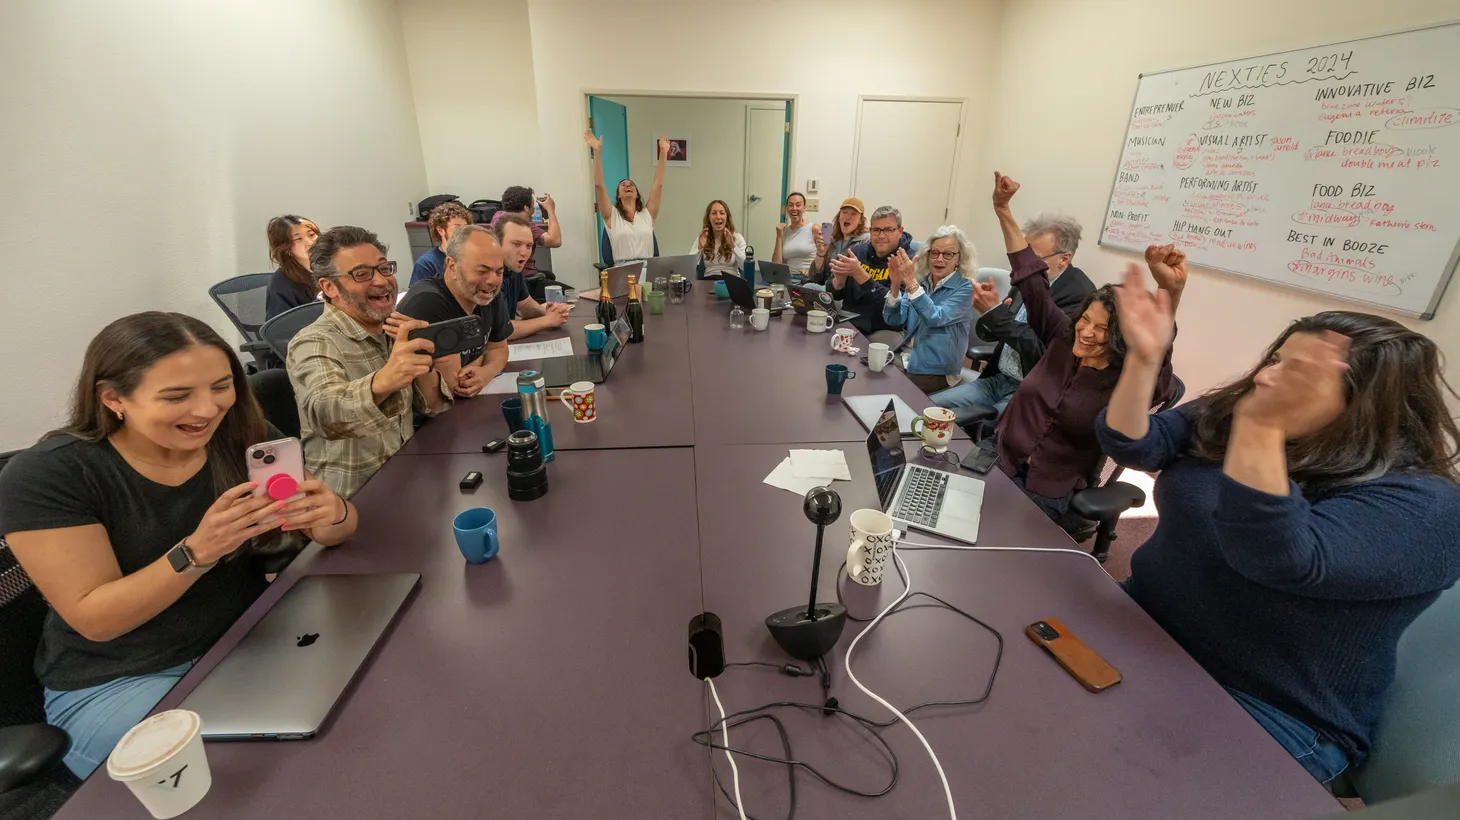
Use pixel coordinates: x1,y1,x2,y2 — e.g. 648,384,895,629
539,317,630,387
712,272,757,311
865,400,984,544
180,573,419,740
844,393,919,438
580,261,642,301
790,284,860,324
757,260,794,290
644,253,700,284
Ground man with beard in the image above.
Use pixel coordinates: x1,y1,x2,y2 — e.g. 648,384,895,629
492,213,570,340
393,224,513,387
287,226,458,498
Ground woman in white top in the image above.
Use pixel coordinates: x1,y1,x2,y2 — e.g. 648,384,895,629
691,200,747,279
586,130,668,263
773,192,816,274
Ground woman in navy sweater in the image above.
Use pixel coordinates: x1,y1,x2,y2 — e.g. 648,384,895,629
1099,264,1460,785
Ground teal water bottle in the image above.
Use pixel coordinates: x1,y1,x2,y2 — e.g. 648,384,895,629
743,245,756,289
515,371,555,462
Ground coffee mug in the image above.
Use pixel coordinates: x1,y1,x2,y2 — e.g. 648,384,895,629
544,285,565,303
584,323,607,351
453,507,500,563
911,406,957,452
647,290,666,314
831,327,857,353
807,309,830,333
713,279,730,299
749,307,770,331
501,397,523,432
846,508,895,586
107,709,211,819
825,363,856,395
868,342,893,372
559,380,597,423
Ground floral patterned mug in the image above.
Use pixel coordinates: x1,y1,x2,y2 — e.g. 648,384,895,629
558,381,597,423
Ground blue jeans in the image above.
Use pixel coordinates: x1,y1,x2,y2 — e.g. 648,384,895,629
931,371,1019,413
45,661,195,778
1226,687,1350,784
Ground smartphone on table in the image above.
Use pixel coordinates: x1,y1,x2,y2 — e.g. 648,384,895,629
246,437,306,523
1026,619,1122,693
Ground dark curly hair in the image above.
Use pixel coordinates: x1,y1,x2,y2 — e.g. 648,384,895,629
500,185,535,215
1070,285,1124,368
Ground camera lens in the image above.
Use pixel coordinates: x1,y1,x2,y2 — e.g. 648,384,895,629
505,431,548,501
251,449,265,460
262,454,276,465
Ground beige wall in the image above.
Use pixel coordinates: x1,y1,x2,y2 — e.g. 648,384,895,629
527,0,1004,290
977,0,1459,397
397,0,543,198
0,0,428,449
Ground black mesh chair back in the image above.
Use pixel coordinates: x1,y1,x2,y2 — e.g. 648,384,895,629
0,450,48,729
208,273,274,341
259,302,325,362
248,369,300,440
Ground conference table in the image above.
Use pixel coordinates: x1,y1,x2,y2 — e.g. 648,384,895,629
55,285,1339,820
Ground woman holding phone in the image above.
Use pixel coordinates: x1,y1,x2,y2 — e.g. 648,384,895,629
807,198,869,283
585,130,669,262
0,312,358,778
773,192,816,275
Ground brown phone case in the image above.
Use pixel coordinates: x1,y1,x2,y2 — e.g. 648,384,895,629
1026,618,1122,692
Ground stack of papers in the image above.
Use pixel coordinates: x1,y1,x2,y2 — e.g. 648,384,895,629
763,449,852,497
507,337,574,362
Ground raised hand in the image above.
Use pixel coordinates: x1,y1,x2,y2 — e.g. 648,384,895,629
829,251,861,285
583,130,603,151
697,228,710,250
1236,331,1351,437
1112,263,1174,366
540,193,556,213
1144,243,1189,294
812,227,827,254
890,249,916,288
776,222,787,237
971,278,1004,313
187,482,286,565
992,172,1021,209
658,135,671,160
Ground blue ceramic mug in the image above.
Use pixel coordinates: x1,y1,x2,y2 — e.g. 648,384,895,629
825,364,857,395
453,507,500,564
584,323,608,351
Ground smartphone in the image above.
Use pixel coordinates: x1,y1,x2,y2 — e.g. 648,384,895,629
1026,619,1122,692
820,222,833,245
961,448,998,475
246,437,306,523
408,315,484,360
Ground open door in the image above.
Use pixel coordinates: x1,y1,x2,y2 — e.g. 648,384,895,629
587,96,630,264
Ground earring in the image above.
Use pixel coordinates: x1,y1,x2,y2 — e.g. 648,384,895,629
114,409,124,422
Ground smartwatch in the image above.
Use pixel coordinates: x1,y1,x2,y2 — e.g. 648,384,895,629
166,540,213,574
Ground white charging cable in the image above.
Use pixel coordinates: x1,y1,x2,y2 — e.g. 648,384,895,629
705,676,749,820
893,539,1107,570
843,542,957,819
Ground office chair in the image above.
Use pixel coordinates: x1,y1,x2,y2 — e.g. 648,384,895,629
208,273,278,371
595,228,659,270
0,451,81,818
1068,375,1185,562
967,267,1013,367
1351,582,1460,803
258,302,325,363
248,368,300,440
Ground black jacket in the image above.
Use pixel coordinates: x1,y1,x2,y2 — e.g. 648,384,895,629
974,265,1095,378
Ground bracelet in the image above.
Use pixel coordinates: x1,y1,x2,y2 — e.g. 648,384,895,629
329,493,351,526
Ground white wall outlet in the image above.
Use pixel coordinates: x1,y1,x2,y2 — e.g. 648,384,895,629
407,200,416,217
806,198,820,212
806,179,818,194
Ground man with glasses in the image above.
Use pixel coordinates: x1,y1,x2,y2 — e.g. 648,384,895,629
827,205,918,343
287,226,455,498
932,213,1094,414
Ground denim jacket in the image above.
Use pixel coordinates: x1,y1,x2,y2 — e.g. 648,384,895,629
882,273,974,376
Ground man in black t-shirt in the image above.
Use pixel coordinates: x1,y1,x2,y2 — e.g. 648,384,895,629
393,225,513,398
493,213,571,340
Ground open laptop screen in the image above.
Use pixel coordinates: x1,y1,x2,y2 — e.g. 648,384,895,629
865,400,908,510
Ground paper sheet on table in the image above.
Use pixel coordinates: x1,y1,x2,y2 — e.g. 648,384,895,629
482,372,520,395
764,457,842,497
788,450,852,481
507,337,574,362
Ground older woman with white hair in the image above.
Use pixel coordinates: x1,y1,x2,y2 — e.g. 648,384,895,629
882,225,977,394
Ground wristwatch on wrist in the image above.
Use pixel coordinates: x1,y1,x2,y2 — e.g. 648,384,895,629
166,540,214,574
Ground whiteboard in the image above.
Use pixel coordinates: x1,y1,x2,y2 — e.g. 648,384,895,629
1099,22,1460,318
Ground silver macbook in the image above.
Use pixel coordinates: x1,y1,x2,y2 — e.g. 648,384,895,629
865,400,984,544
180,572,419,740
644,253,700,283
844,393,919,438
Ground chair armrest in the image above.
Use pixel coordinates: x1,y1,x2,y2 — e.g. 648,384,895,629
967,343,996,368
0,724,70,793
1070,482,1146,522
951,404,999,442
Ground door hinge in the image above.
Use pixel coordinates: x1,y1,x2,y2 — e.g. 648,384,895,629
955,123,961,137
785,122,791,133
588,116,594,129
944,208,949,219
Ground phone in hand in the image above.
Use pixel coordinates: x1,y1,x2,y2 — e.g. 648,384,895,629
408,315,484,360
1026,619,1121,692
961,447,998,475
820,222,833,245
246,437,306,524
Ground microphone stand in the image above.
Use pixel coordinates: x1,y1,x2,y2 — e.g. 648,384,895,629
765,487,848,661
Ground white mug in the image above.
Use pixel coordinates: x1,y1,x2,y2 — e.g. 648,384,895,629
107,710,212,819
749,307,770,331
831,327,857,353
867,342,893,372
846,508,895,586
911,406,956,452
806,309,830,333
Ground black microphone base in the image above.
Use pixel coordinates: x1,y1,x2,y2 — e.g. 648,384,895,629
765,603,847,661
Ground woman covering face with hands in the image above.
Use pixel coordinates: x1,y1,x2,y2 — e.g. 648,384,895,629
1100,287,1460,785
0,312,357,778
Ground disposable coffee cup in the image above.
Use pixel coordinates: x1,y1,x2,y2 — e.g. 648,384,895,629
107,709,211,818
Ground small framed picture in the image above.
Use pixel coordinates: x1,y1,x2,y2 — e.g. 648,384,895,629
661,137,690,166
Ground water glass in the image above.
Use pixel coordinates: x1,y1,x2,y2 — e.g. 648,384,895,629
729,306,746,330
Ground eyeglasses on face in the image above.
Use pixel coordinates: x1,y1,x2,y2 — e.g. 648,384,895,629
868,227,900,236
927,250,959,261
1039,251,1069,261
338,261,398,283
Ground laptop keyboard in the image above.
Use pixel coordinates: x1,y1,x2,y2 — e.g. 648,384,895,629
564,357,600,383
894,467,947,527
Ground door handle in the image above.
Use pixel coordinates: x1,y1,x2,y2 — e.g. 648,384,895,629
748,194,763,203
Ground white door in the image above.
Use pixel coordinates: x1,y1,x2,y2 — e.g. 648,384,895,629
851,99,963,241
743,105,786,263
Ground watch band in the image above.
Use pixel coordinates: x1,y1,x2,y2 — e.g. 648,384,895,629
166,541,215,574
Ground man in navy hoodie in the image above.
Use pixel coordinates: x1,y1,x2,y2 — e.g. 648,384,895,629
828,205,918,342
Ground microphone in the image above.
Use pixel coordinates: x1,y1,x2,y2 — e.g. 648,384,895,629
764,487,849,661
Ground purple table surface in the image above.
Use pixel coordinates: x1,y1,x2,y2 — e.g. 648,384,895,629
692,442,1339,820
55,450,712,820
398,301,695,454
683,293,968,446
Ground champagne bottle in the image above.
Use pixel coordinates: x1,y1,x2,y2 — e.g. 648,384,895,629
626,273,645,343
595,269,617,328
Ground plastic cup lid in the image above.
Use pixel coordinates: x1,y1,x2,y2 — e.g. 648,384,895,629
107,710,200,781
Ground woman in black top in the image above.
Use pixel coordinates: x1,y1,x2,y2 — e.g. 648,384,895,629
0,312,358,777
264,214,321,319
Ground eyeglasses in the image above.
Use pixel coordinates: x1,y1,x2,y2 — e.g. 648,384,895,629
868,227,900,235
1039,251,1068,261
338,261,398,283
927,250,959,261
